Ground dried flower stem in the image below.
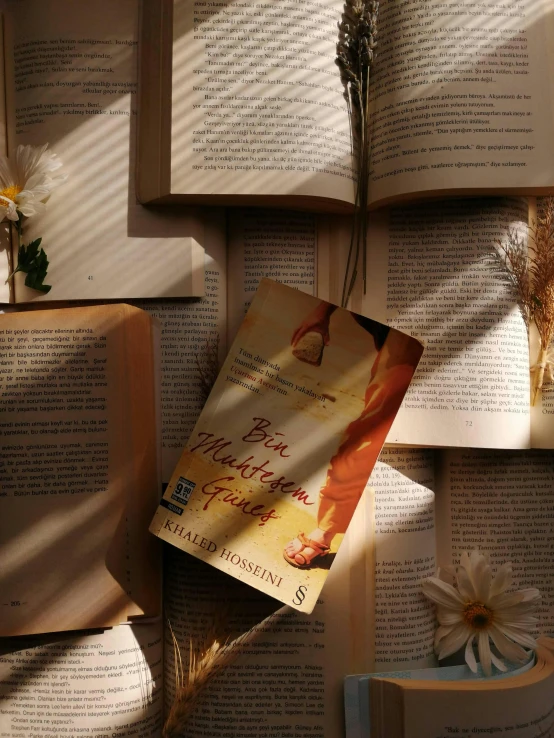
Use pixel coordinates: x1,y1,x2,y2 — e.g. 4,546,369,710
337,0,379,307
529,199,554,403
163,621,248,738
195,336,220,402
493,197,554,405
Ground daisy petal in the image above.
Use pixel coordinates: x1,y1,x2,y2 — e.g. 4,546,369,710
489,625,529,663
495,623,537,651
478,631,492,676
436,608,463,626
421,577,465,608
489,562,512,598
465,634,477,673
490,650,507,672
437,623,471,660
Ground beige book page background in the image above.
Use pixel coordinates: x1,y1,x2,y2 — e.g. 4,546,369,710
0,305,160,635
400,667,554,738
3,0,205,302
170,0,354,204
0,623,164,737
359,200,531,448
368,0,554,206
227,209,317,342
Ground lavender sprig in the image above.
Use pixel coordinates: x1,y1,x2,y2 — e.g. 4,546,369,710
337,0,379,307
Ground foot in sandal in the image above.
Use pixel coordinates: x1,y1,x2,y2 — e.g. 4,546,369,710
283,529,334,569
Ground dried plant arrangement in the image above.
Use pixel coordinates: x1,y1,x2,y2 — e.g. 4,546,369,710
195,336,220,402
336,0,379,307
163,619,248,738
493,197,554,404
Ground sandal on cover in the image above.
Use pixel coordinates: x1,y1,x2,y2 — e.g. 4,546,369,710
283,532,331,569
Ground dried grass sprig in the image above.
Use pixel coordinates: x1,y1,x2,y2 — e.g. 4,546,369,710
195,336,220,402
163,620,249,738
491,227,533,332
492,197,554,405
528,199,554,403
336,0,379,307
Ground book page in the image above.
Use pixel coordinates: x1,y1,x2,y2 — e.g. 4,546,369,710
227,209,317,343
436,448,554,633
0,305,160,635
370,448,437,670
162,496,375,738
168,0,354,205
139,210,227,483
360,198,532,448
368,0,554,206
0,13,10,302
4,0,204,302
397,667,554,738
0,623,163,738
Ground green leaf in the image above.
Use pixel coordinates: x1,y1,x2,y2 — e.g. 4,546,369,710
13,238,51,293
24,248,51,293
17,238,42,271
532,294,543,308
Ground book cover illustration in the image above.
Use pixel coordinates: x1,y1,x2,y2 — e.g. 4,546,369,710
150,279,423,612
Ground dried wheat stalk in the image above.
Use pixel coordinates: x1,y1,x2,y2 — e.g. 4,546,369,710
163,621,248,738
195,336,220,402
492,227,533,333
493,198,554,405
336,0,379,307
529,199,554,404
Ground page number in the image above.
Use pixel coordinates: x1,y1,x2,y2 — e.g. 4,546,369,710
87,275,93,280
465,421,473,427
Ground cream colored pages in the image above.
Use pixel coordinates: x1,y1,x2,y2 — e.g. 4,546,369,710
0,623,164,738
400,670,554,738
0,305,160,636
4,0,204,302
0,14,10,302
162,497,374,738
368,0,554,206
370,448,437,671
139,210,227,482
436,449,554,633
358,199,532,448
227,209,317,343
170,0,354,204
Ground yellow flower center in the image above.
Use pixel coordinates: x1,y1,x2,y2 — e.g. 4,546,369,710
463,602,493,630
0,184,21,203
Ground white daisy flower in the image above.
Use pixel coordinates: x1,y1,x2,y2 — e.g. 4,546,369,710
0,143,65,222
421,550,540,676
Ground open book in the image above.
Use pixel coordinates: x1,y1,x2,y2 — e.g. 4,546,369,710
140,198,554,461
2,445,554,737
347,656,554,738
0,303,161,636
0,0,205,303
137,0,554,210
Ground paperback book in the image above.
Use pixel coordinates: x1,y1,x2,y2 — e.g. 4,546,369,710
149,279,423,612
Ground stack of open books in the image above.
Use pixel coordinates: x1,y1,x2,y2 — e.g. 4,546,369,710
1,0,554,737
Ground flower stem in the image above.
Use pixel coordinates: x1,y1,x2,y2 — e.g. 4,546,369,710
532,345,548,406
5,218,22,284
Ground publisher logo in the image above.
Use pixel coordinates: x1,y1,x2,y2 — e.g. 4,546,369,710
171,476,196,506
160,498,184,516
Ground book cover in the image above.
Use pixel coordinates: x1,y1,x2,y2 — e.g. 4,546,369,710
149,279,423,612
